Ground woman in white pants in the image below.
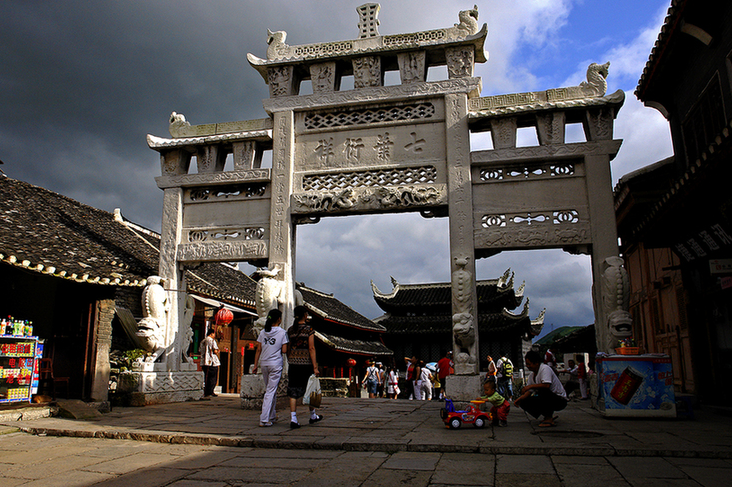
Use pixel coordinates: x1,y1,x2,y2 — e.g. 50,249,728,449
420,364,433,400
412,361,423,400
252,310,288,427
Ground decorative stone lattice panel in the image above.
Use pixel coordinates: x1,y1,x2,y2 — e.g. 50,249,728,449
302,165,437,191
383,30,447,47
188,227,266,242
294,41,354,58
304,103,435,130
186,184,267,202
479,162,575,182
481,209,581,228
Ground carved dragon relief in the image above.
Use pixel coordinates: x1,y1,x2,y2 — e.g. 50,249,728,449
291,185,445,214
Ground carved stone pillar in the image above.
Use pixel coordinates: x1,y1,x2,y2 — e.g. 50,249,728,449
584,152,622,353
397,51,427,84
352,56,383,88
269,110,297,328
445,92,480,383
159,188,185,371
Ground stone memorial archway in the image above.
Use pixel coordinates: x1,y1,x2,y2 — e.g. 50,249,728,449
143,4,628,403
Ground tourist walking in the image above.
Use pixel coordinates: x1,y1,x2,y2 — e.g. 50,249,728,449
386,366,400,399
419,361,433,400
363,360,380,398
377,363,386,397
436,350,453,399
200,328,220,398
485,355,497,381
577,355,589,399
286,306,322,429
496,354,514,399
404,356,417,400
252,309,288,427
412,359,423,400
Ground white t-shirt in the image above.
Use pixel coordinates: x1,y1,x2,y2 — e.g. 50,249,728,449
257,326,289,367
200,335,220,367
420,367,432,384
528,363,567,398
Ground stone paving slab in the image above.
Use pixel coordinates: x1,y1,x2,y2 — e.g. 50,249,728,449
3,395,732,460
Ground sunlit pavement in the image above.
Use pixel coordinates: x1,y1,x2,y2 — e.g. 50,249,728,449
1,396,731,486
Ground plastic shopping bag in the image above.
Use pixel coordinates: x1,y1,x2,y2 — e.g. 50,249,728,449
303,374,322,407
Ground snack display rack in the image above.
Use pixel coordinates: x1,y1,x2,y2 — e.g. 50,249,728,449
0,335,39,403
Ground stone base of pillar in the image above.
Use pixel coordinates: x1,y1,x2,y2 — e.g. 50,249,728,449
240,374,289,410
445,374,483,406
118,370,203,405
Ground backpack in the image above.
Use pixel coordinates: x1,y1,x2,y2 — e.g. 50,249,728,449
501,358,513,377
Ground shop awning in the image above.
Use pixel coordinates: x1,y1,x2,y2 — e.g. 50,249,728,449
191,295,257,316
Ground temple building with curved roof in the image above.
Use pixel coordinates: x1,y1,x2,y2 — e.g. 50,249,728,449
372,270,544,371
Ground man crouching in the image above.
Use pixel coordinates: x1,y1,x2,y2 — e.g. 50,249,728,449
514,350,568,427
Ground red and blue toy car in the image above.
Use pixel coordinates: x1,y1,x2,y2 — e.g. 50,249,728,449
440,399,492,429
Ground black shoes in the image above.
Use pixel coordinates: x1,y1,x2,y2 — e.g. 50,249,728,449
309,414,323,424
290,421,300,429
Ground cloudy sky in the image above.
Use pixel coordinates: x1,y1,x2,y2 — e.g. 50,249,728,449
1,1,673,335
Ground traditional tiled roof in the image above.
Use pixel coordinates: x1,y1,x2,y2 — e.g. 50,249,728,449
375,310,532,336
314,331,392,357
0,176,257,308
298,283,386,332
635,0,683,100
371,271,522,313
372,272,542,338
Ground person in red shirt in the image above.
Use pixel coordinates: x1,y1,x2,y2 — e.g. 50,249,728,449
436,350,453,399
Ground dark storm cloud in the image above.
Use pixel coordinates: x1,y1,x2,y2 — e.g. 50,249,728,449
1,1,669,330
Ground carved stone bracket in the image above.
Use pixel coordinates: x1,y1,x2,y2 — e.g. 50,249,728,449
160,149,192,176
398,51,427,84
535,112,566,145
196,145,226,173
446,46,475,79
268,65,298,97
310,62,339,93
490,118,518,150
353,56,383,88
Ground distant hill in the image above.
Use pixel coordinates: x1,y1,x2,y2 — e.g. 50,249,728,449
533,326,586,346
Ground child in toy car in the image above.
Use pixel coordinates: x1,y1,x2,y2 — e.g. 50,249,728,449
440,398,492,429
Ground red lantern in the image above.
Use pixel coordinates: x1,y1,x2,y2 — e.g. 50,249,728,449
214,307,234,326
346,358,357,367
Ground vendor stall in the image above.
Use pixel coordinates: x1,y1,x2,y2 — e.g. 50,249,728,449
596,353,676,417
0,319,39,404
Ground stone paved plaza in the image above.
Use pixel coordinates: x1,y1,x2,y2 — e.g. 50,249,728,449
1,396,731,486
